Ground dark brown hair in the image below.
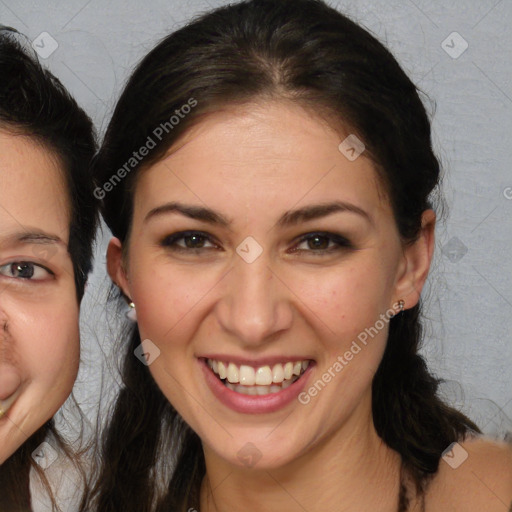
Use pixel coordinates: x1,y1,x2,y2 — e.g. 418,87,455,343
0,26,98,511
88,1,480,510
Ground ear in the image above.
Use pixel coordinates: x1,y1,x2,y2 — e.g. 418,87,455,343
106,237,132,300
394,209,436,309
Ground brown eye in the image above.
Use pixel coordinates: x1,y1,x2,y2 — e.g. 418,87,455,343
306,235,330,250
183,234,208,248
161,231,218,252
291,232,353,254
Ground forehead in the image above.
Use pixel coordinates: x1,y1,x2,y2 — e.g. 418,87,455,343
0,129,70,241
134,100,390,223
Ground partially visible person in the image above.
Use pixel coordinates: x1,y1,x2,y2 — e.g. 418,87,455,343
0,27,98,511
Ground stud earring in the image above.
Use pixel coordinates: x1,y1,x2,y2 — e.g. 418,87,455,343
391,299,405,318
126,301,137,322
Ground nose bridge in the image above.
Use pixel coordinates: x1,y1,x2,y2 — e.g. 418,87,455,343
217,252,292,345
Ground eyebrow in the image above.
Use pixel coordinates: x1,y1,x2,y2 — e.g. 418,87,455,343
276,201,372,228
0,231,65,247
144,200,372,228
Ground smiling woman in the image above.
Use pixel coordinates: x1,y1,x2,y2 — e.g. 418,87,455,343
86,1,512,511
0,27,97,512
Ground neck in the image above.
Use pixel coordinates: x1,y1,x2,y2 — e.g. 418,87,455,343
200,391,402,512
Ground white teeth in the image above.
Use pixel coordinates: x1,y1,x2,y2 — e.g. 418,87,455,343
256,385,270,395
207,358,311,394
229,383,293,396
227,363,239,383
284,362,293,380
239,365,255,386
255,366,272,385
218,361,227,379
272,364,284,383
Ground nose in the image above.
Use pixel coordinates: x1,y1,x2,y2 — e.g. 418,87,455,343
215,253,293,347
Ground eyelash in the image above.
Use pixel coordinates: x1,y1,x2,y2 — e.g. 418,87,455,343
0,261,54,281
291,232,353,254
161,230,353,255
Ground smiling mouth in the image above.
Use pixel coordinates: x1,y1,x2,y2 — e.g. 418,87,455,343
206,358,311,395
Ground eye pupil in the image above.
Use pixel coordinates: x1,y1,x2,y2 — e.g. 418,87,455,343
185,234,205,248
12,263,34,278
308,236,329,250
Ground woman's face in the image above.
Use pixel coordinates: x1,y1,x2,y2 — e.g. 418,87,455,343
112,100,434,469
0,130,79,464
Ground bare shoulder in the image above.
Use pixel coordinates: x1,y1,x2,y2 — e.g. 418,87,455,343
426,435,512,512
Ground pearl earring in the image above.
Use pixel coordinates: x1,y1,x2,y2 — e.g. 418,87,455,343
391,299,405,318
126,301,137,322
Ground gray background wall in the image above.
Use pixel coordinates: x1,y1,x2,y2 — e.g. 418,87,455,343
1,0,511,436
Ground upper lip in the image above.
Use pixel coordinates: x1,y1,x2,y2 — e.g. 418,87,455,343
200,355,314,367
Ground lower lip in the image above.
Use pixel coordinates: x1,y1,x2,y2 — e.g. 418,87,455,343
200,359,313,414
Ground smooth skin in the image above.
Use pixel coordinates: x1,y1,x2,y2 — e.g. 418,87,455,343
0,130,79,464
108,100,512,511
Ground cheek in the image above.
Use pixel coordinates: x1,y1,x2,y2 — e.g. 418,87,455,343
0,295,80,459
18,300,80,390
293,265,394,414
291,258,395,337
287,257,397,394
130,260,221,345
